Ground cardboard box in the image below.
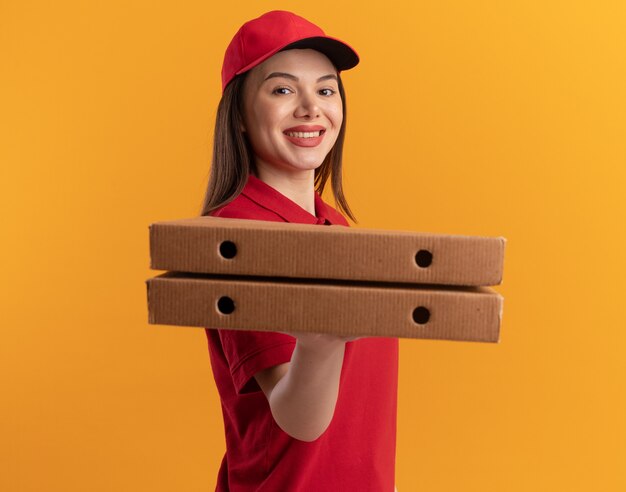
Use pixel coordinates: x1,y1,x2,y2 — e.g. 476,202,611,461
145,217,506,342
146,272,503,343
149,216,506,287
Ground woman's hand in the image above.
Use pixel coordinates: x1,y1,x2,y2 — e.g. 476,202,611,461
278,330,362,351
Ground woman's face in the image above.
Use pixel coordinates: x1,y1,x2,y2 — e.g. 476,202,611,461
241,48,343,176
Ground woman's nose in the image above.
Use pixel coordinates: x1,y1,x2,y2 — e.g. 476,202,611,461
294,92,320,119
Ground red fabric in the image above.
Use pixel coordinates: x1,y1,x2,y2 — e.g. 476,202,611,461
221,10,359,91
205,173,398,491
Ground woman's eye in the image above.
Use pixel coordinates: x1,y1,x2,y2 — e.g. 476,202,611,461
272,87,292,95
271,87,336,96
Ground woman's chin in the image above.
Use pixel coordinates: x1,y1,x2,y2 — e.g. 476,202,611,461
280,155,326,171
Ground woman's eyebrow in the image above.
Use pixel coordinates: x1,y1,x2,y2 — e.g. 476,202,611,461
263,72,338,83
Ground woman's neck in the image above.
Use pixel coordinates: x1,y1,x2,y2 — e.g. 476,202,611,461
254,164,317,217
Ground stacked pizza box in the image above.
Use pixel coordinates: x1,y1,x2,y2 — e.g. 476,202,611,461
145,217,506,343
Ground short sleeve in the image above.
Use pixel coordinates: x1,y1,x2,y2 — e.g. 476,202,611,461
218,329,296,394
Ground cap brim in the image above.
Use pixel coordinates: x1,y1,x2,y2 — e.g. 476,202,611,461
234,35,359,78
280,36,360,71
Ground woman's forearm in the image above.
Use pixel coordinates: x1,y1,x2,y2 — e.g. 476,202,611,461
268,339,346,442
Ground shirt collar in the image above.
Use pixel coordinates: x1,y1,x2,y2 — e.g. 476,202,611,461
242,174,336,225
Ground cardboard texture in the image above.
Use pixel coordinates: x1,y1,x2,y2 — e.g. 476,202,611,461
145,216,506,343
149,216,506,287
146,272,503,343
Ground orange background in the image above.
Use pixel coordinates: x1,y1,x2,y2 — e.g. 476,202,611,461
2,1,625,491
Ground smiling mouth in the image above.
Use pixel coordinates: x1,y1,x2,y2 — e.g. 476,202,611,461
283,129,326,138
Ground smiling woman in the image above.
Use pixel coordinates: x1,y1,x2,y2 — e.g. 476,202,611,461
263,71,336,148
200,22,355,222
239,49,344,178
198,10,400,492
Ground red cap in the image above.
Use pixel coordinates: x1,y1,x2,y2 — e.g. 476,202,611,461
221,10,360,92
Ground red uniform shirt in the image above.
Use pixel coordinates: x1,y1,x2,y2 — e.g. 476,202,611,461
205,173,398,491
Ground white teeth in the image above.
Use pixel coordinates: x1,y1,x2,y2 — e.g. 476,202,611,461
286,131,322,138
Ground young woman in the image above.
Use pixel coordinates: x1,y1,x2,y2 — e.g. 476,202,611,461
200,10,399,492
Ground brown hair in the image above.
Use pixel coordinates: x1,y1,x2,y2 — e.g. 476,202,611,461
199,66,358,223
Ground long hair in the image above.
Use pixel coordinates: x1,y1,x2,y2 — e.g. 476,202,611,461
199,66,357,223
